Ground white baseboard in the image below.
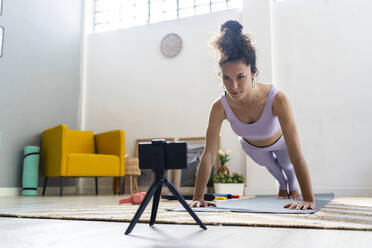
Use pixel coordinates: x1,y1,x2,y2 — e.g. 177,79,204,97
0,187,79,196
41,186,78,196
0,187,22,196
0,186,119,196
77,177,118,195
78,186,116,195
3,186,372,197
44,185,122,195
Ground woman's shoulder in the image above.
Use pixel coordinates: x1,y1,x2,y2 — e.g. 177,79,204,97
255,83,277,103
209,97,226,122
272,89,290,116
268,83,286,101
211,97,225,113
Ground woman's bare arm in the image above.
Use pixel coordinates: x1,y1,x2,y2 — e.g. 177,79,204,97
273,91,315,209
191,100,225,207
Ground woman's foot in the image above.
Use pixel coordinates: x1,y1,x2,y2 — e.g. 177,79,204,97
289,190,300,199
278,189,289,199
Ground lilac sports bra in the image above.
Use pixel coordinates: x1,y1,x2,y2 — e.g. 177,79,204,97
220,85,281,141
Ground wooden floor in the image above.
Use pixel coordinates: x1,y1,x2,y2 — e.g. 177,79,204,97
1,195,372,248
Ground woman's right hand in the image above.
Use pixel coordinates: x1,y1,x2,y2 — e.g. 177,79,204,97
189,199,216,208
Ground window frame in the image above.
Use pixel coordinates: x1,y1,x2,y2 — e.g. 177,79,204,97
92,0,241,33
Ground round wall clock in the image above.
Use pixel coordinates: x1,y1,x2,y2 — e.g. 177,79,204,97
160,33,182,58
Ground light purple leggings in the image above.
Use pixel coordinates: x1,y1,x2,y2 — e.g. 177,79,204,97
240,135,298,191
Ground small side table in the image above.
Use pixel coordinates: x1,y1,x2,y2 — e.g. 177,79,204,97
113,157,141,194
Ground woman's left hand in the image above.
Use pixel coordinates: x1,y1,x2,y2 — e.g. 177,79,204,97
283,200,315,210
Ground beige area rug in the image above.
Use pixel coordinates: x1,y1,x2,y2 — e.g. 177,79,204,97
2,197,372,231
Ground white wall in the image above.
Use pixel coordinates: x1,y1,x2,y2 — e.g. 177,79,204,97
242,0,279,194
271,0,372,196
83,10,249,190
0,0,82,194
242,0,273,83
84,0,372,197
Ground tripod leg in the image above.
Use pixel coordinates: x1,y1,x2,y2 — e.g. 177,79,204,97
150,184,162,226
125,180,162,235
164,180,207,230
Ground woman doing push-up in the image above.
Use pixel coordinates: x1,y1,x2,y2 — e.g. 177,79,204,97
190,20,315,210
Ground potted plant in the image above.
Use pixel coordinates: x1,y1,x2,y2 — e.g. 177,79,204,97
217,149,230,175
212,172,245,195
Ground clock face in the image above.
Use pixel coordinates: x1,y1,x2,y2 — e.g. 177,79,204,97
160,33,182,58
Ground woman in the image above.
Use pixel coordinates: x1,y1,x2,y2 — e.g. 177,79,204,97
190,20,315,210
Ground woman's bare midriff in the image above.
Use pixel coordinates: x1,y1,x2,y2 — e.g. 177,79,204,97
244,129,283,148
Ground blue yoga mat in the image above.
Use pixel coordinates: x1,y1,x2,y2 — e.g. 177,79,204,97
167,193,334,214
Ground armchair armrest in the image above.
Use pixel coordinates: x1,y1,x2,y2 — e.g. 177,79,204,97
95,130,125,176
41,124,68,177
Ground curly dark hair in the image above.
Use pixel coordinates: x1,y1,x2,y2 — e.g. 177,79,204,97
210,20,257,74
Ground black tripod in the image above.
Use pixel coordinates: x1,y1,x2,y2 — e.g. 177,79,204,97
125,169,207,235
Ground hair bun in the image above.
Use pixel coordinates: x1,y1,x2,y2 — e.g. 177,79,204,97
220,20,243,37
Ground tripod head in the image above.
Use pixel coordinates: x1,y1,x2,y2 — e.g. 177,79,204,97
138,139,187,171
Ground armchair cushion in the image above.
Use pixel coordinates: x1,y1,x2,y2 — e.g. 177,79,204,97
66,153,120,177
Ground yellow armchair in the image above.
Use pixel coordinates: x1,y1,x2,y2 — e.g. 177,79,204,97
41,124,125,196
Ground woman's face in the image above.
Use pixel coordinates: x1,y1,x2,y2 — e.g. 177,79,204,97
221,61,253,100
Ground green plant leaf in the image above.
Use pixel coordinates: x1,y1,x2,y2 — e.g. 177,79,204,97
212,172,245,184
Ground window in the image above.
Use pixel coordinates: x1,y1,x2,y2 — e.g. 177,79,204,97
93,0,242,33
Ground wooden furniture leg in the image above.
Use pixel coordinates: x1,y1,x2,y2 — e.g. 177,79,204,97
120,177,125,194
134,176,139,192
129,176,133,194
